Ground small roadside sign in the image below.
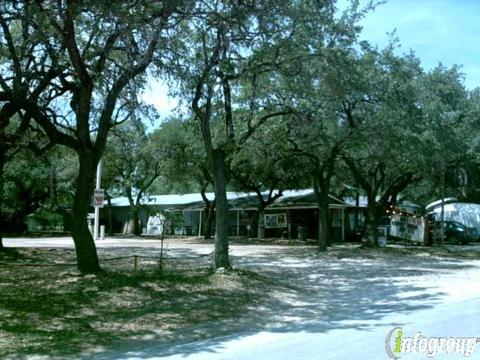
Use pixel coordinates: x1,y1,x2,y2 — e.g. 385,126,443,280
93,189,105,207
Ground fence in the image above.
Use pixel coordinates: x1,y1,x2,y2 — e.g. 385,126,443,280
0,254,192,273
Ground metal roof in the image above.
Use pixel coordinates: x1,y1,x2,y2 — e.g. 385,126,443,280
109,191,252,209
108,189,346,210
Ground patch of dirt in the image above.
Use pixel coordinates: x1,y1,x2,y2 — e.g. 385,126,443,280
0,247,272,359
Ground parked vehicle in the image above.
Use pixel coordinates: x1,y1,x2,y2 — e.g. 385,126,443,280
425,202,480,241
428,220,477,244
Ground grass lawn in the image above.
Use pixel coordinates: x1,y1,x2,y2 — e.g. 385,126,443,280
0,247,270,359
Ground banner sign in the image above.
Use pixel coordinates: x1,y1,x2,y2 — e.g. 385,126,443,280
389,214,426,243
264,213,287,228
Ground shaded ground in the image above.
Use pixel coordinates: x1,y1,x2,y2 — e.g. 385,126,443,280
1,238,480,359
0,246,270,359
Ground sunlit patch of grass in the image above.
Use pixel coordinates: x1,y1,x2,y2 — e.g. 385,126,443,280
0,248,269,359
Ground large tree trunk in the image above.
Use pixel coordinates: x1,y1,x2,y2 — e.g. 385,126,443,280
318,197,331,251
257,207,266,240
316,192,330,251
196,83,230,268
200,187,215,240
204,201,215,239
131,205,141,236
313,177,331,251
125,189,142,236
250,212,259,238
70,153,101,274
363,195,379,247
212,150,230,269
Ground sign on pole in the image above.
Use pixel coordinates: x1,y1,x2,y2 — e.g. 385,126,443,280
93,189,105,208
389,213,427,243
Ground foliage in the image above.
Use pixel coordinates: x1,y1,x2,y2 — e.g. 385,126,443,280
2,146,76,233
149,117,207,194
103,120,167,235
0,0,187,272
0,0,479,254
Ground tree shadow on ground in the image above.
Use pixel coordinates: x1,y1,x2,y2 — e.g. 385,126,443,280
0,247,270,359
89,246,477,360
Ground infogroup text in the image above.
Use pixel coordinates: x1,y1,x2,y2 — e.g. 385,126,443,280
385,327,479,358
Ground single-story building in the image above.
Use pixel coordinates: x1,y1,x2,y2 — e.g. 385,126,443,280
103,189,355,242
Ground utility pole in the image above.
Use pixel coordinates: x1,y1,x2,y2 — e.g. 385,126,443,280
93,159,103,240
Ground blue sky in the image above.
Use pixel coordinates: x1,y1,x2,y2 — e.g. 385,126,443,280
354,0,480,89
